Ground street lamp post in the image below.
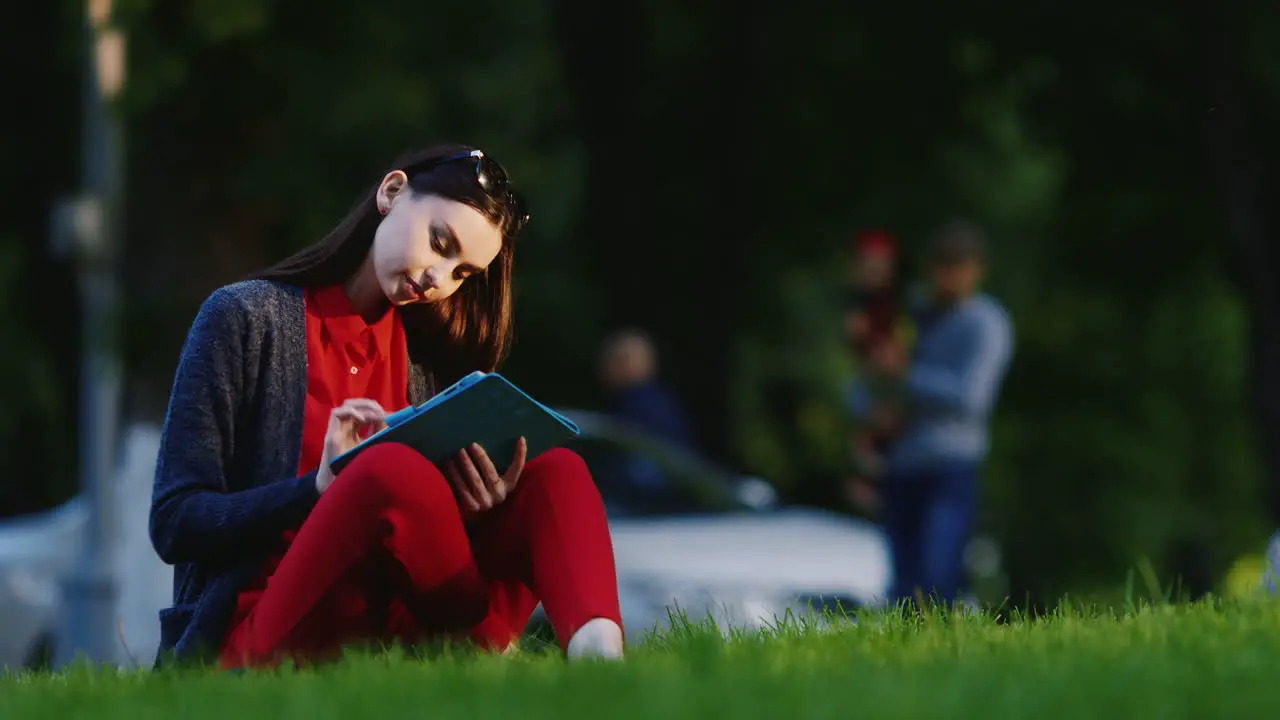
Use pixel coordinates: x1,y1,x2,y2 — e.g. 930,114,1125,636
52,0,126,669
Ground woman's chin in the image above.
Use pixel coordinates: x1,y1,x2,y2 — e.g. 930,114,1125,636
389,292,432,307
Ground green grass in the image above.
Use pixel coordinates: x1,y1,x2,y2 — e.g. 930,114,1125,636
3,598,1278,719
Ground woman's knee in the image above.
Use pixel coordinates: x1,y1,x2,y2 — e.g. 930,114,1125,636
335,443,456,510
518,447,597,498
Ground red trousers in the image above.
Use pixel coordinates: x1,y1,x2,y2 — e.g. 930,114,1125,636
220,443,622,668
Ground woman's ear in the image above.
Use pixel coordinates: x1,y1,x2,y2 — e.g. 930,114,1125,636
376,170,411,214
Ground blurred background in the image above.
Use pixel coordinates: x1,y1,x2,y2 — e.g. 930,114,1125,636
3,0,1280,668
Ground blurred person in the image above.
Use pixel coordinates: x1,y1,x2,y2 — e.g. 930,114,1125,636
598,329,695,500
869,220,1014,607
1266,531,1280,595
599,329,694,451
150,145,624,670
1266,480,1280,594
842,231,913,513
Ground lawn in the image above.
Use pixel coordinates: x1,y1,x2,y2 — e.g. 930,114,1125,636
3,599,1277,719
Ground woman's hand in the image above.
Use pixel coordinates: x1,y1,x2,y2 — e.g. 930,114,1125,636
446,437,528,515
316,398,388,494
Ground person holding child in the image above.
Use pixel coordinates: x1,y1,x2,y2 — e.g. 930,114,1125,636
856,221,1014,607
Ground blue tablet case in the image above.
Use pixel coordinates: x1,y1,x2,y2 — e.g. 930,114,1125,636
328,371,580,474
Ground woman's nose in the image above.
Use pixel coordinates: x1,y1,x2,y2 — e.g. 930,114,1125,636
419,268,440,290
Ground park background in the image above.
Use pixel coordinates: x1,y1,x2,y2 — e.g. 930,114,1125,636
3,0,1280,611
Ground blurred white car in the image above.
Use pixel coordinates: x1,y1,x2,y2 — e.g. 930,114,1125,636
0,500,84,668
0,425,169,671
529,410,891,641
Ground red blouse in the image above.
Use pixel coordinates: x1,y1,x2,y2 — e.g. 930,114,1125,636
226,284,409,627
296,284,410,475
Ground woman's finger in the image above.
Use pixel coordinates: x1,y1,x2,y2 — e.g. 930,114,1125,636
336,400,387,431
456,448,491,509
445,460,482,514
332,406,370,424
333,406,385,429
503,437,528,490
467,443,505,501
341,398,387,416
453,463,483,513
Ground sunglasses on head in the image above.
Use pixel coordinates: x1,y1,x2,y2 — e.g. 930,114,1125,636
408,149,529,237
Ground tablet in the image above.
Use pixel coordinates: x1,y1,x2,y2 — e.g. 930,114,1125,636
328,371,580,474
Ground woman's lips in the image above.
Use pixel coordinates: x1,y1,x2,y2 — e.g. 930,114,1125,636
403,273,424,299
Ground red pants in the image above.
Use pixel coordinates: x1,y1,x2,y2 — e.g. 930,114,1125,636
220,443,622,668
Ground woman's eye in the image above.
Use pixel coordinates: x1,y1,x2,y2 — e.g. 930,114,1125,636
431,235,447,254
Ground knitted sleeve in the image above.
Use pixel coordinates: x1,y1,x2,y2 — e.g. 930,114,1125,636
149,285,318,565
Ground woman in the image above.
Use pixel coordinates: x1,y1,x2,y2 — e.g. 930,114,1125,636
150,144,625,669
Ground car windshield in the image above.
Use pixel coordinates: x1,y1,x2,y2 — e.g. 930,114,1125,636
564,434,750,519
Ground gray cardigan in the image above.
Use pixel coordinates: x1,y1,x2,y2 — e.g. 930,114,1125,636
150,280,433,665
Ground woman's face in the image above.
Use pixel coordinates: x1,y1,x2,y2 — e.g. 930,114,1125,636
371,171,504,306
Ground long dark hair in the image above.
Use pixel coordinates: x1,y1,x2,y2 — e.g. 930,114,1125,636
255,144,525,385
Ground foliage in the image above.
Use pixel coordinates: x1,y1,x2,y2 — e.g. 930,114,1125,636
0,1,84,515
0,239,74,513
